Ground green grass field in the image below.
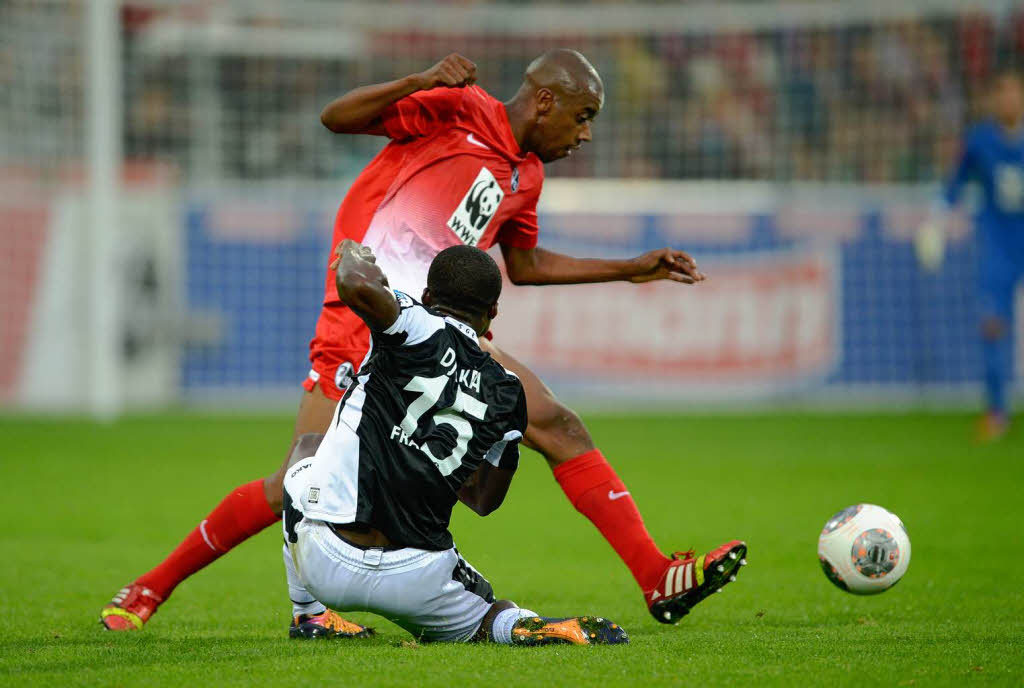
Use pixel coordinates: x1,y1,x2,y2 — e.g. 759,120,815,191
1,412,1022,686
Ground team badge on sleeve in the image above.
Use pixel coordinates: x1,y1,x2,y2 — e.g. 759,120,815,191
394,291,414,308
335,362,355,391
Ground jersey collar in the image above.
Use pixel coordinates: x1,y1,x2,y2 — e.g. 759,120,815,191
495,100,529,161
444,316,479,344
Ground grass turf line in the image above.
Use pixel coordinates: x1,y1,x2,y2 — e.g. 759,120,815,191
1,412,1022,686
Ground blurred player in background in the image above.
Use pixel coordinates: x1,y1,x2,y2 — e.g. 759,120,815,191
102,50,746,635
917,68,1024,441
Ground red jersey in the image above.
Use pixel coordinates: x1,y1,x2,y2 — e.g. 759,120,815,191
323,85,543,303
306,86,543,398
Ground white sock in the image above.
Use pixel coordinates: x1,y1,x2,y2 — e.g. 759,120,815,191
282,543,326,618
490,607,538,645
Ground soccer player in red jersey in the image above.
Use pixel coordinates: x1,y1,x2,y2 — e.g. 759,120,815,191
101,50,746,635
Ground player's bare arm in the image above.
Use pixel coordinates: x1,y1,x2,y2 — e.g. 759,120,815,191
285,433,324,470
457,462,515,517
320,53,476,135
330,239,400,331
500,244,706,286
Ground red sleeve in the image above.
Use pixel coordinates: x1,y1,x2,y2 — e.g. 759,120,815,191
496,207,539,249
380,88,464,140
496,175,541,249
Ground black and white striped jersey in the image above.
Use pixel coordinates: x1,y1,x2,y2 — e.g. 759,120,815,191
284,291,527,551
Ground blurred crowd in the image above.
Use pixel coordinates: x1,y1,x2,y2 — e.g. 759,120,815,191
5,2,1024,184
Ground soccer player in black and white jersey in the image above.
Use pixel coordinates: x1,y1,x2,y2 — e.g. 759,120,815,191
281,239,628,645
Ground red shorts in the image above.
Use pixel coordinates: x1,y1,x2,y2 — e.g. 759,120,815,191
302,301,495,402
301,303,372,401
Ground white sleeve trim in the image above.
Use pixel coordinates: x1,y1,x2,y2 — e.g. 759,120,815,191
382,304,445,346
484,429,523,467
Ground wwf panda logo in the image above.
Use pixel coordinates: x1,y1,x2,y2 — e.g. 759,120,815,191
447,167,505,246
466,178,502,228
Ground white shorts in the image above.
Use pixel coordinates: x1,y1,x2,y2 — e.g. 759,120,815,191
290,519,495,642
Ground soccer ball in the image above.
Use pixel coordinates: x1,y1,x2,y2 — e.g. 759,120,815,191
817,504,911,595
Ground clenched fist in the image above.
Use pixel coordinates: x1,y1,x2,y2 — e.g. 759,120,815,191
330,239,376,271
414,53,477,90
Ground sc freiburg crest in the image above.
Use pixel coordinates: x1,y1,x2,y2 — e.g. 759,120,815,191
335,361,355,391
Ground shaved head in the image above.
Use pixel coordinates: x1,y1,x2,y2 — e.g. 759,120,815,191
524,49,604,103
505,49,604,163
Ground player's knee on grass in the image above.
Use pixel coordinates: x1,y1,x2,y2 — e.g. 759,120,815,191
981,316,1008,340
525,397,594,467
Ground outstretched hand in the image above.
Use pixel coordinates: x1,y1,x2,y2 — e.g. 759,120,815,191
415,53,477,90
627,248,706,284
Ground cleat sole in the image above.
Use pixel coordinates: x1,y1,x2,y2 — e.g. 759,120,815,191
289,624,375,639
512,616,629,646
99,607,144,631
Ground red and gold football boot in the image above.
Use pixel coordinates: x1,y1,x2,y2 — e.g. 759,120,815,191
99,583,163,631
645,540,747,624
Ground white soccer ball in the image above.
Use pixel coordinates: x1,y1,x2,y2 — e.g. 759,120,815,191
817,504,911,595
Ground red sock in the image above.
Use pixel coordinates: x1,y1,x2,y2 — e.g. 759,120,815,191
135,479,280,600
553,449,670,592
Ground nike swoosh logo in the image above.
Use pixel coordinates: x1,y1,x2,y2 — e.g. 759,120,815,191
608,490,631,501
466,133,490,149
